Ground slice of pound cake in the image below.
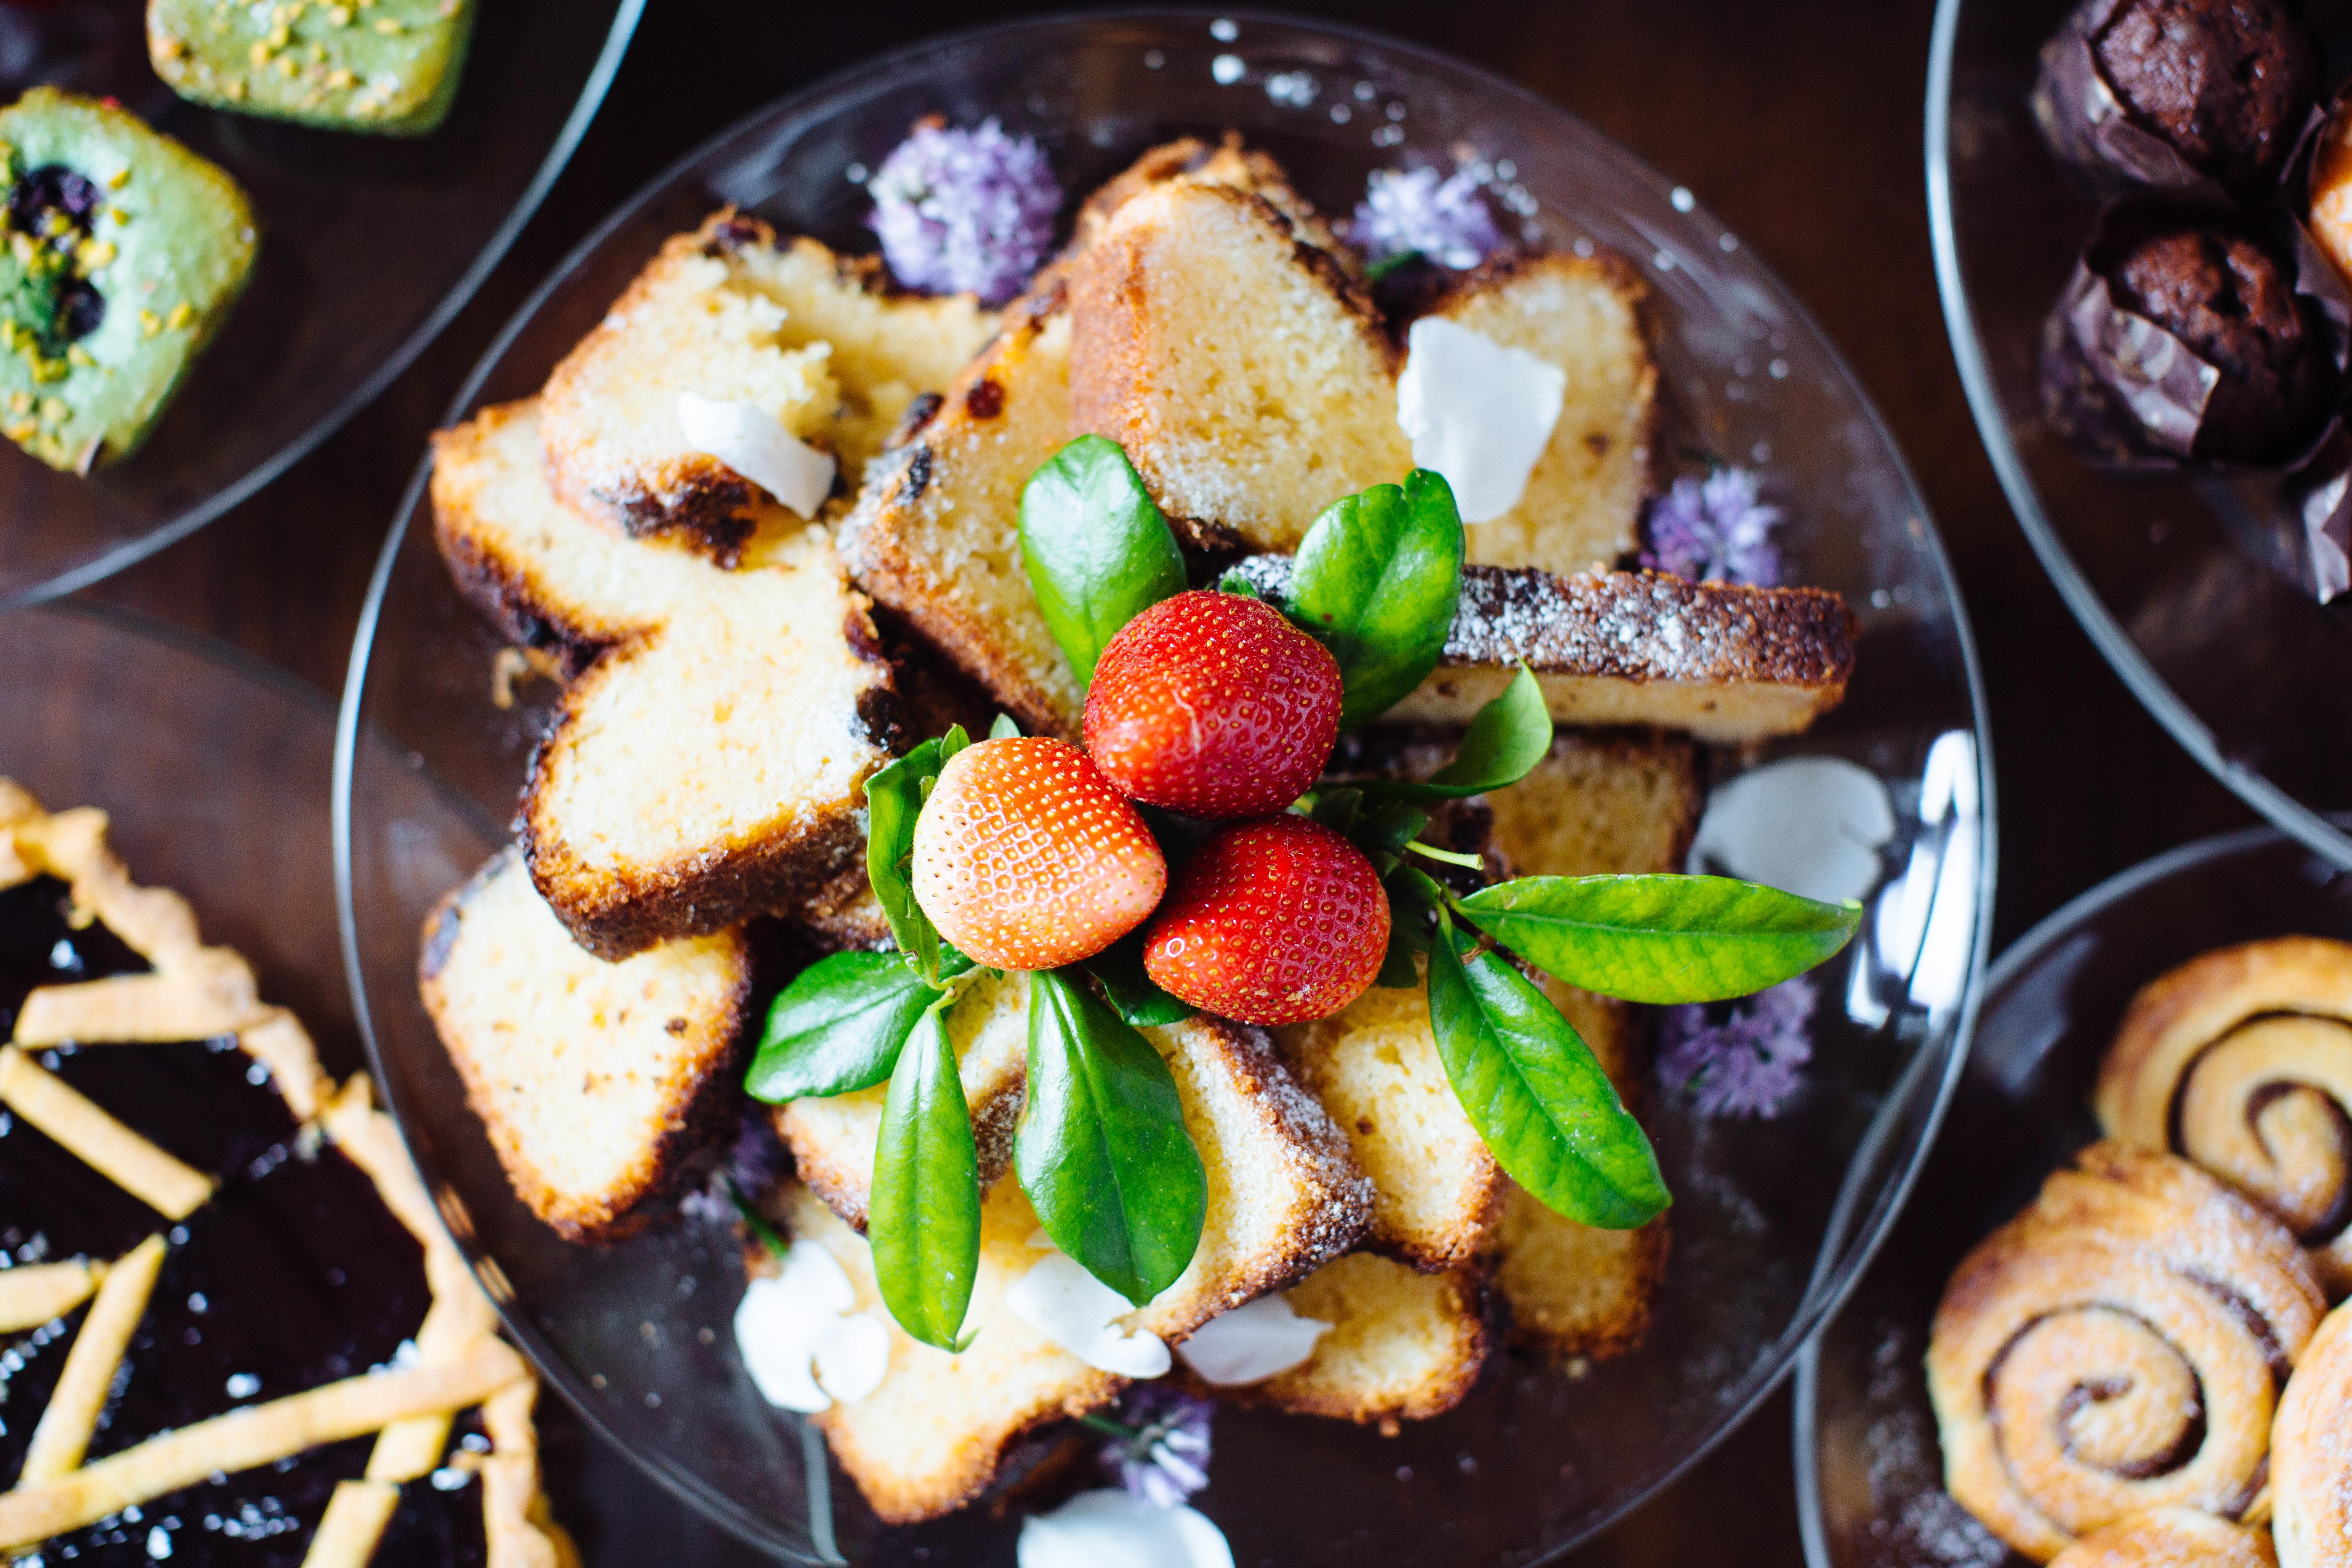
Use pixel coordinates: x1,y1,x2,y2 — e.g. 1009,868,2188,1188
418,848,752,1241
539,210,997,558
776,1006,1372,1523
429,398,902,959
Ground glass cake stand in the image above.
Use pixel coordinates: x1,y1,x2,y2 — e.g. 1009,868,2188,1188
339,12,1998,1565
1794,821,2347,1568
0,0,642,607
1928,0,2352,868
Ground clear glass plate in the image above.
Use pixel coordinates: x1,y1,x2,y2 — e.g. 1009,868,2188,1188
1792,821,2348,1568
0,0,643,607
1927,0,2352,868
337,13,1997,1564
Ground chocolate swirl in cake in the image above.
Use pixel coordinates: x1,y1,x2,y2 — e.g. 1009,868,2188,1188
2273,1299,2352,1568
2097,937,2352,1297
1927,1143,2325,1562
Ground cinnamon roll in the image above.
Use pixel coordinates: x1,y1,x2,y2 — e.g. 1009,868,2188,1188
2273,1300,2352,1568
1928,1142,2326,1561
2097,938,2352,1296
2049,1510,2277,1568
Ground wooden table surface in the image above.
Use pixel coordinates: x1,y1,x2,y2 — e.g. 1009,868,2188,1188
68,0,2257,1562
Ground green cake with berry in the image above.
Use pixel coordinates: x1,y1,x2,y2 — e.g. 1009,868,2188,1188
0,88,255,473
148,0,478,136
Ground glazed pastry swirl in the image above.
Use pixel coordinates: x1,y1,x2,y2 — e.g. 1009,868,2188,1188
2273,1300,2352,1568
2097,937,2352,1295
1928,1143,2325,1562
2048,1508,2277,1568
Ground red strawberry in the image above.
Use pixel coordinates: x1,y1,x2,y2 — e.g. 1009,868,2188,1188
1084,590,1342,819
1142,816,1389,1025
911,738,1167,971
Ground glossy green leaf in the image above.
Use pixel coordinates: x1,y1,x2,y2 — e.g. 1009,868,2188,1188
1019,435,1188,689
1360,667,1552,804
990,712,1023,740
1376,867,1438,989
1288,469,1465,729
1084,936,1195,1027
1455,873,1863,1004
1426,914,1668,1228
744,951,940,1103
863,726,970,984
869,998,982,1350
1018,969,1206,1305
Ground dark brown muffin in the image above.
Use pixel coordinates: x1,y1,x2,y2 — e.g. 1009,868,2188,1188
2107,217,2337,460
2091,0,2320,197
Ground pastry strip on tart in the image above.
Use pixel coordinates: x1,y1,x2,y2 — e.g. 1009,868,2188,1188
1927,1142,2325,1562
2273,1298,2352,1568
0,782,560,1568
2098,936,2352,1295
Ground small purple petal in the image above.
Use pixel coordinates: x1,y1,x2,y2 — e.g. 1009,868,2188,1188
1099,1386,1215,1507
1350,165,1503,270
868,118,1060,305
1658,976,1818,1119
1640,466,1787,587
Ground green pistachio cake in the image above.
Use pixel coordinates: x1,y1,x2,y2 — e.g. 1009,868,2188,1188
0,88,257,473
147,0,478,136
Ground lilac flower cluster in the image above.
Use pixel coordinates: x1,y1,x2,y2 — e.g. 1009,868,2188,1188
1093,1386,1213,1509
1641,466,1787,587
1350,165,1504,270
1658,975,1818,1120
867,118,1061,306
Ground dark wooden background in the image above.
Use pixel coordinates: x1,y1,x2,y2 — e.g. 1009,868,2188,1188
71,0,2257,1562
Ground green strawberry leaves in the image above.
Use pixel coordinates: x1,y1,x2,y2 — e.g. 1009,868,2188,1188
1359,666,1553,804
864,725,971,986
1454,874,1863,1004
1019,435,1188,690
869,996,983,1349
1019,969,1206,1305
744,951,942,1102
1084,935,1195,1027
1286,469,1466,729
1426,912,1668,1229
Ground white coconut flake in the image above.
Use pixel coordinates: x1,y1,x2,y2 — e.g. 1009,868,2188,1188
1395,316,1566,524
734,1240,889,1413
1018,1489,1235,1568
675,391,836,518
1175,1294,1329,1386
1006,1253,1171,1378
1689,756,1895,905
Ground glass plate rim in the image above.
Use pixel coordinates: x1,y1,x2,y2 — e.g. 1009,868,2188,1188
0,0,649,612
335,8,2003,1558
1920,0,2352,871
1788,813,2303,1568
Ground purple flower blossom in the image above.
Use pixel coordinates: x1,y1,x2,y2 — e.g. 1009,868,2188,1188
1659,976,1818,1119
1350,165,1504,270
1092,1386,1213,1508
1641,467,1787,587
868,118,1060,305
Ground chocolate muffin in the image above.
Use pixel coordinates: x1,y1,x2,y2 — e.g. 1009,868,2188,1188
2107,218,2336,460
2036,0,2321,200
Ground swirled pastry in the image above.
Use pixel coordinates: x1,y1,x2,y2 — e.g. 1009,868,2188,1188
2274,1300,2352,1568
2097,937,2352,1295
1928,1142,2326,1561
2049,1509,2277,1568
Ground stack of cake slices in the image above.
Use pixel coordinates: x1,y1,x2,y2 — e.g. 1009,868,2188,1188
416,135,1856,1524
0,782,563,1567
